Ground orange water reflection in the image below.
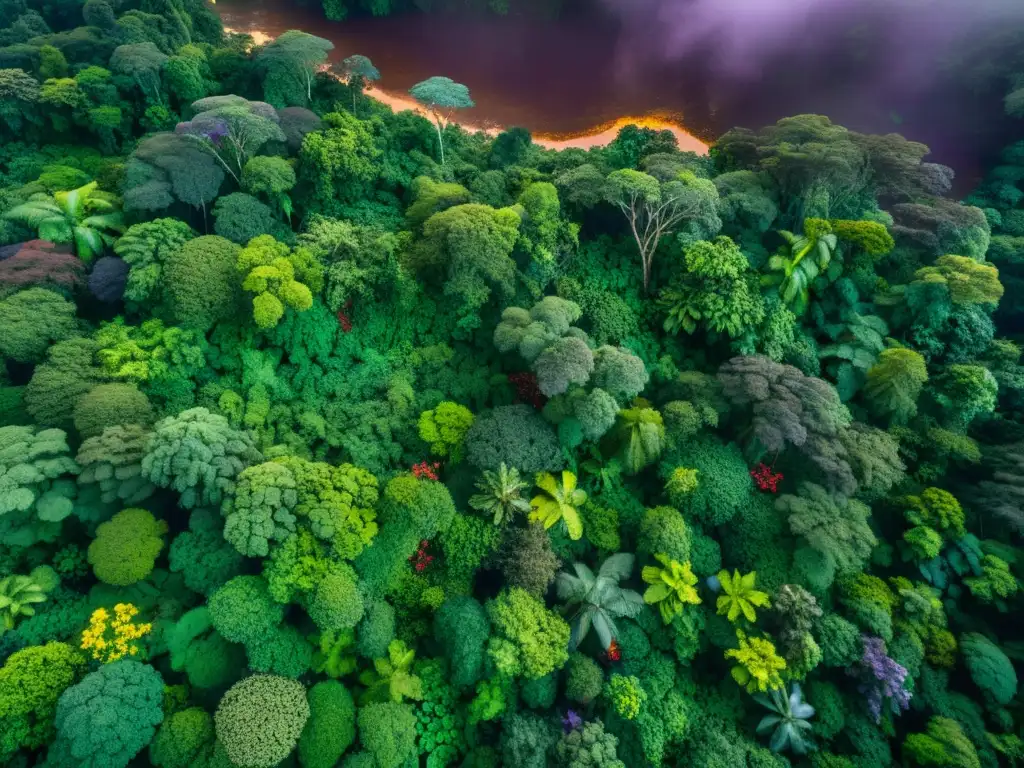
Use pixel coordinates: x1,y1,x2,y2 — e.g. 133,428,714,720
224,26,708,155
362,85,708,153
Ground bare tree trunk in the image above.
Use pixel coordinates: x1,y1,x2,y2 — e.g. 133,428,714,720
623,203,650,293
617,191,699,293
434,119,445,165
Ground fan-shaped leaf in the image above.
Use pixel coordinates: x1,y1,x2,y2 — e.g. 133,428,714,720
598,552,635,581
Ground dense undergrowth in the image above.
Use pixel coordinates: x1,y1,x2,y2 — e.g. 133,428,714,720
2,2,1024,767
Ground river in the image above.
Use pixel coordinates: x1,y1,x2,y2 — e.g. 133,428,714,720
216,0,1016,184
218,0,712,152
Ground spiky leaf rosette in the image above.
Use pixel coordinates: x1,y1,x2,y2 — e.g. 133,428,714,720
530,470,587,540
642,554,701,624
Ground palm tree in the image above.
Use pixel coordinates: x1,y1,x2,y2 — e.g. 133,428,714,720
762,218,838,315
641,554,701,624
716,569,772,624
0,566,59,633
3,182,124,262
358,640,422,704
610,406,665,475
556,553,644,651
469,463,532,525
754,684,816,754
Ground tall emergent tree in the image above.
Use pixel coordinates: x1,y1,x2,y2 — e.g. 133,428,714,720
176,96,286,182
409,76,475,166
604,169,703,292
109,43,169,106
258,30,334,107
555,553,644,651
333,54,380,115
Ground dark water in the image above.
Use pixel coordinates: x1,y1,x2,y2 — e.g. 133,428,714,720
217,0,1017,188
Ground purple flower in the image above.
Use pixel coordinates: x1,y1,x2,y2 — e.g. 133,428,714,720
851,635,911,722
562,709,582,733
176,117,228,146
203,121,229,146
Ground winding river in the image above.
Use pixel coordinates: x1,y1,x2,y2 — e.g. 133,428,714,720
216,0,1017,184
218,0,711,152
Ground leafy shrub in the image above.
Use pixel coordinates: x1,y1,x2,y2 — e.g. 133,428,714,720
87,508,167,586
215,675,310,768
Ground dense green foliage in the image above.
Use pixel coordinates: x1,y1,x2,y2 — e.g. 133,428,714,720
0,5,1023,768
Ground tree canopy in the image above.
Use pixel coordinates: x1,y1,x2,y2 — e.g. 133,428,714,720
0,9,1022,768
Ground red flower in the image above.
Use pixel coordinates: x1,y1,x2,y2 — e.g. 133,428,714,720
605,640,621,662
409,540,434,572
412,461,441,481
750,463,784,493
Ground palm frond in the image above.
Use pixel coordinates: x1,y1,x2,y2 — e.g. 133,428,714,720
85,197,116,214
555,572,588,603
601,585,645,619
73,227,104,261
38,218,74,244
570,607,593,650
3,201,64,227
571,562,596,586
57,181,98,220
82,213,126,232
591,609,615,649
598,552,635,582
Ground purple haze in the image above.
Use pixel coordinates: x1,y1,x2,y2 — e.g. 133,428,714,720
596,0,1024,186
600,0,1024,84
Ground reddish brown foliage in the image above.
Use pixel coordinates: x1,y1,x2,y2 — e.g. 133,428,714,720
336,299,353,332
0,240,83,292
508,371,546,409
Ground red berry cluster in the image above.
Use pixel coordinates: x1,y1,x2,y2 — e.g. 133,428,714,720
412,461,441,481
409,540,434,572
336,300,353,333
508,372,546,409
604,640,622,663
750,463,784,493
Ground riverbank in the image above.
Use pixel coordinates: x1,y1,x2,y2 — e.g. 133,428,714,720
359,85,708,153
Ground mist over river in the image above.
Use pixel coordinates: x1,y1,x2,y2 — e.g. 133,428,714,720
217,0,1019,187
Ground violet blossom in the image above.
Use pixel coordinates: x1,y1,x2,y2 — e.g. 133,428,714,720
562,709,582,733
852,635,911,722
176,117,228,147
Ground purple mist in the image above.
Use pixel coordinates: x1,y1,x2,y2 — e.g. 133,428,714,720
599,0,1024,81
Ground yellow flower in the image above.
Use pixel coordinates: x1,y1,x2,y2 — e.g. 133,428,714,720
81,603,152,663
